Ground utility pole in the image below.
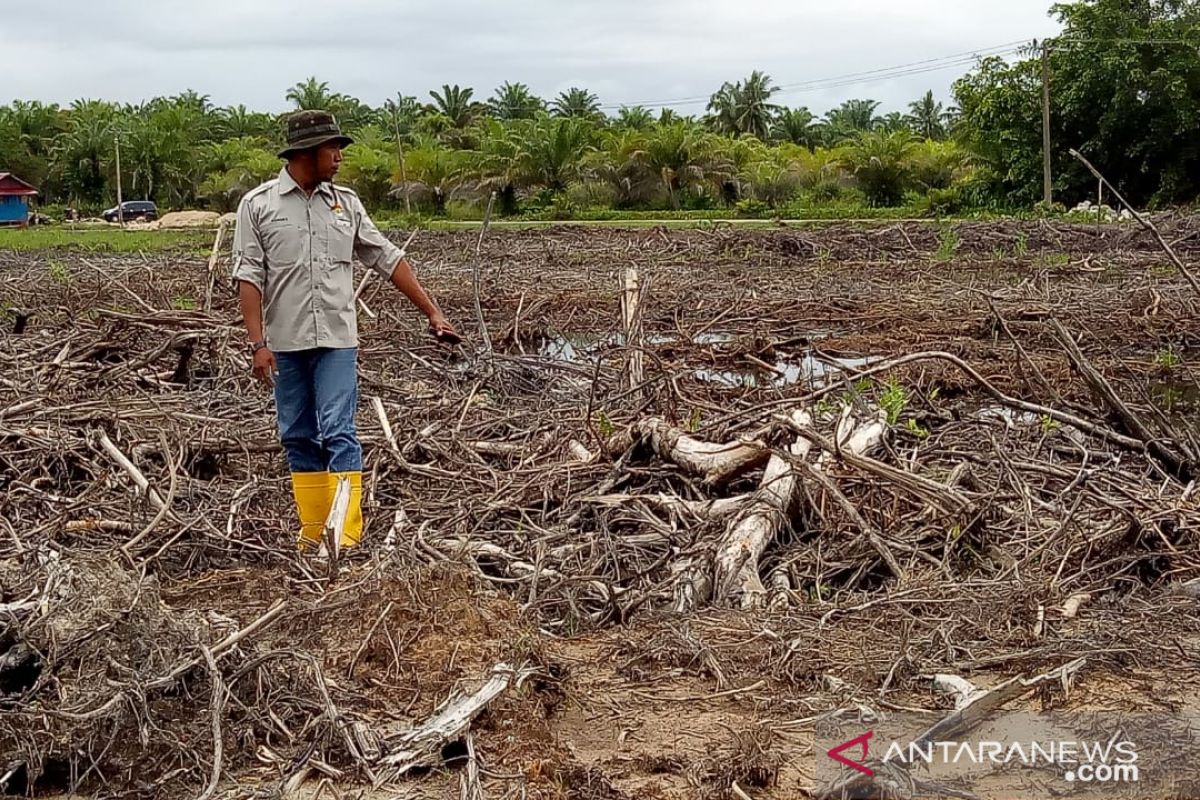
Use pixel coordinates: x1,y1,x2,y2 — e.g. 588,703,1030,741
114,134,125,228
1041,39,1053,206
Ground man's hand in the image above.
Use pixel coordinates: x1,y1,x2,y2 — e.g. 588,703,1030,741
428,313,462,345
252,347,277,386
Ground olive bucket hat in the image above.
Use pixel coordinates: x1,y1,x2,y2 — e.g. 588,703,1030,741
278,110,355,158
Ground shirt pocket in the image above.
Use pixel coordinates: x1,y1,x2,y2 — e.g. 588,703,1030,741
261,219,305,268
326,222,355,266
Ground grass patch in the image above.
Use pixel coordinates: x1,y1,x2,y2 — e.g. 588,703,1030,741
0,227,211,253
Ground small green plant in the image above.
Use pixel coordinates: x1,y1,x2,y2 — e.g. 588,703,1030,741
880,378,908,425
905,418,930,440
1013,233,1029,258
1038,252,1070,268
595,409,615,438
814,398,836,419
48,260,69,285
990,246,1007,261
1155,347,1181,370
927,386,941,402
935,227,959,262
854,378,873,394
1154,384,1183,412
172,296,196,310
687,407,702,433
1040,415,1060,434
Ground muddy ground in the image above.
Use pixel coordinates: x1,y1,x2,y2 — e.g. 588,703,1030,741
2,220,1200,800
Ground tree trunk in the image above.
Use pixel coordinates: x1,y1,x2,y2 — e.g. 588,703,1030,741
623,417,768,486
713,408,887,608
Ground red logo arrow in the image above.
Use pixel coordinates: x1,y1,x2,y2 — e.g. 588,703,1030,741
827,731,875,777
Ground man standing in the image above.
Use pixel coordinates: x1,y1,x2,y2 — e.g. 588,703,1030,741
233,110,459,551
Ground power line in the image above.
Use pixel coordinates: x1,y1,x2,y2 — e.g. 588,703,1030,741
598,34,1199,113
599,40,1030,111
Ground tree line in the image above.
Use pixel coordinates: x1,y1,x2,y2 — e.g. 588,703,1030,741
0,0,1194,218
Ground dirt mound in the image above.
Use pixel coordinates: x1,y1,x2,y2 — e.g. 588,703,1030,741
156,210,222,229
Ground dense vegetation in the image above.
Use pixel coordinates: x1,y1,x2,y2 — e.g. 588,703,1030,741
1,0,1195,219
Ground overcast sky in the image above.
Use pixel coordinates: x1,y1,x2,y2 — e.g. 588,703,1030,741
3,0,1062,114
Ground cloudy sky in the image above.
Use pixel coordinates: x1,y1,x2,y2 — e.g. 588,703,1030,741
3,0,1062,114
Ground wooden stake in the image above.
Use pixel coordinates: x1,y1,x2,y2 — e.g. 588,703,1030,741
620,267,644,398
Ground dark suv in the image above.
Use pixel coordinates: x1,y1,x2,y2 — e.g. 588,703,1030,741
102,200,158,222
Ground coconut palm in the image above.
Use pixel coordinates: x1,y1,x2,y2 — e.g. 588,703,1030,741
907,90,949,140
707,71,779,140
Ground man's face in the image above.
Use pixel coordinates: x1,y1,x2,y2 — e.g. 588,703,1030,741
314,143,343,182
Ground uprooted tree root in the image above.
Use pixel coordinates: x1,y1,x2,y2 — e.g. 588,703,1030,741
3,220,1200,797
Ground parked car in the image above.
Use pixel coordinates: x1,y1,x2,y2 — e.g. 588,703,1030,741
102,200,158,222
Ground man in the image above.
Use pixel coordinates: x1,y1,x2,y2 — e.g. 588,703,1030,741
232,110,459,551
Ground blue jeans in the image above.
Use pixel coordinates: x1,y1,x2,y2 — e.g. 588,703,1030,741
273,348,363,473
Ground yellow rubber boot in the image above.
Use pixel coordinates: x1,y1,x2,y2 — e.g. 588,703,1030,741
329,471,364,548
291,471,332,550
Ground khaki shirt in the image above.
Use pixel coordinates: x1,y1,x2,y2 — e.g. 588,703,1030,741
231,167,404,352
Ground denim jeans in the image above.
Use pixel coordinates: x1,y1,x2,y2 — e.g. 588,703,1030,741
273,347,363,473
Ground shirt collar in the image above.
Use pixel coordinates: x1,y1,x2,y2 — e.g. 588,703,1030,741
278,166,335,200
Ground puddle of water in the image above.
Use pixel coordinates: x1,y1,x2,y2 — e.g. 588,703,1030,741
696,353,879,388
693,332,737,345
536,331,874,388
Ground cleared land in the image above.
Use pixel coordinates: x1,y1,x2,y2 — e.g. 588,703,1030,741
2,220,1199,799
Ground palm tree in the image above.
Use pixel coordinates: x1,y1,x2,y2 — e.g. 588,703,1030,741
771,107,817,148
51,100,118,203
475,118,525,214
515,115,597,191
706,71,779,140
624,122,731,209
615,106,654,130
171,90,213,116
395,136,470,214
552,88,603,121
841,130,916,206
821,99,881,144
286,77,335,110
219,105,273,139
428,84,478,128
878,112,911,134
488,82,544,121
907,90,948,140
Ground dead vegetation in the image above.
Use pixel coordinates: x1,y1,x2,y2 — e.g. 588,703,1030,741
2,219,1200,799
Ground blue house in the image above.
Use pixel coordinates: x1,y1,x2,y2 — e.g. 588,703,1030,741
0,173,38,225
